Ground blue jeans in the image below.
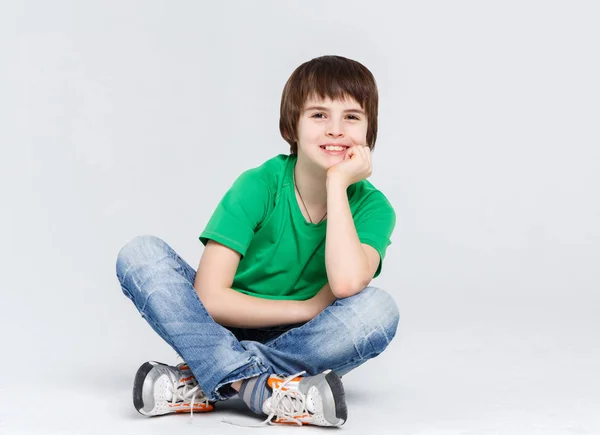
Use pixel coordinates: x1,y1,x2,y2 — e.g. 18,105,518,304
116,235,400,402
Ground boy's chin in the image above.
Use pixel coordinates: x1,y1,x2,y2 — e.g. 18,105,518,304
321,155,345,168
299,149,344,170
311,158,342,172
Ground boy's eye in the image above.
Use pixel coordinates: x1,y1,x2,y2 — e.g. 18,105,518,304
311,113,360,120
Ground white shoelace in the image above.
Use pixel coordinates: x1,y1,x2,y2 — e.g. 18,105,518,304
166,369,209,421
222,371,309,427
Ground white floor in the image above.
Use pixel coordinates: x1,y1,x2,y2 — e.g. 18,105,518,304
2,323,598,435
3,1,599,433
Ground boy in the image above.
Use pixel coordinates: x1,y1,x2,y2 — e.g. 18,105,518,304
116,55,399,427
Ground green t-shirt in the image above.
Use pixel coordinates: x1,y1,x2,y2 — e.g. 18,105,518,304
199,154,395,301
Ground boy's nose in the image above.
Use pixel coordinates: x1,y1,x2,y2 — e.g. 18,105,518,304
326,122,345,138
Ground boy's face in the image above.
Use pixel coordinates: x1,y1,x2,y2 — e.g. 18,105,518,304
296,94,368,171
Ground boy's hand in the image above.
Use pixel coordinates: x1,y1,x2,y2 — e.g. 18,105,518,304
326,144,372,188
304,283,337,320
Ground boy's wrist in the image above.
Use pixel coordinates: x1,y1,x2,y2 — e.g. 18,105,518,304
283,299,313,323
326,173,349,190
300,286,336,321
298,299,318,321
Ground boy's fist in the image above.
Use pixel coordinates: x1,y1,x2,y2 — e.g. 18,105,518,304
326,145,372,187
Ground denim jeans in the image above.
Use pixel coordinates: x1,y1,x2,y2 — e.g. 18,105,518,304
116,235,400,402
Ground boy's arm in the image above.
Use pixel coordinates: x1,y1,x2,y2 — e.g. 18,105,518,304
325,146,382,298
325,177,380,298
194,240,312,328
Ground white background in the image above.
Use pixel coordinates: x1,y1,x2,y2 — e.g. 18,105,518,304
1,1,599,434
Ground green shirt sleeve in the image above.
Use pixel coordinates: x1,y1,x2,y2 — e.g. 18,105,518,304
199,169,271,257
354,191,396,278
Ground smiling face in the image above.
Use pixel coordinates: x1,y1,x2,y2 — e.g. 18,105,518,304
295,94,368,171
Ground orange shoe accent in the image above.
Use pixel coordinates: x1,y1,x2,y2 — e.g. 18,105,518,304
273,417,309,425
180,376,194,382
267,376,302,391
179,365,190,370
172,403,214,412
175,405,214,413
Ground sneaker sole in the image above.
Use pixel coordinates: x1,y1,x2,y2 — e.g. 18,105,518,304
325,370,347,424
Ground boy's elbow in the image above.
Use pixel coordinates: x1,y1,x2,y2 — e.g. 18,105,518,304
194,283,217,315
330,279,367,299
195,288,225,324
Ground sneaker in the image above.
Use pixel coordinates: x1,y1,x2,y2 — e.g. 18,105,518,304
264,369,347,426
132,361,214,417
224,369,347,427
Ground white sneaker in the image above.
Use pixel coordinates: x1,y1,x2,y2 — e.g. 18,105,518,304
224,369,347,427
132,361,214,417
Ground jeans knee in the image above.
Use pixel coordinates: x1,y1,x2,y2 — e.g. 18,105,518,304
352,286,400,355
371,287,400,340
115,235,170,284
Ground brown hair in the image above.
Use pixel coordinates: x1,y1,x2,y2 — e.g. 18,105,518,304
279,55,379,155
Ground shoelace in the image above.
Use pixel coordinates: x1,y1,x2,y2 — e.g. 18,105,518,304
222,371,309,427
166,370,209,421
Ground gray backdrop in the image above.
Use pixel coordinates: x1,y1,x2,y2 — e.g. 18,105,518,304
1,1,598,434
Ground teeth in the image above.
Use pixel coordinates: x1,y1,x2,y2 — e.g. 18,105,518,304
324,146,345,151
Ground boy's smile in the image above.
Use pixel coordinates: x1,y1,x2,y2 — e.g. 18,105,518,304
296,95,368,171
320,144,350,156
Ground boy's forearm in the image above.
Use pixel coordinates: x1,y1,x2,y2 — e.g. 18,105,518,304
195,285,309,329
325,177,370,298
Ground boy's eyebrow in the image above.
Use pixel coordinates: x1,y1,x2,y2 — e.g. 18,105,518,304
304,105,365,115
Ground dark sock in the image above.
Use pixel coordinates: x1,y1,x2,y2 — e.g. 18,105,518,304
237,373,272,415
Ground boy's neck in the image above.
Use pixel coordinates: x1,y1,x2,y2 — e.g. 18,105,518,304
293,155,328,207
